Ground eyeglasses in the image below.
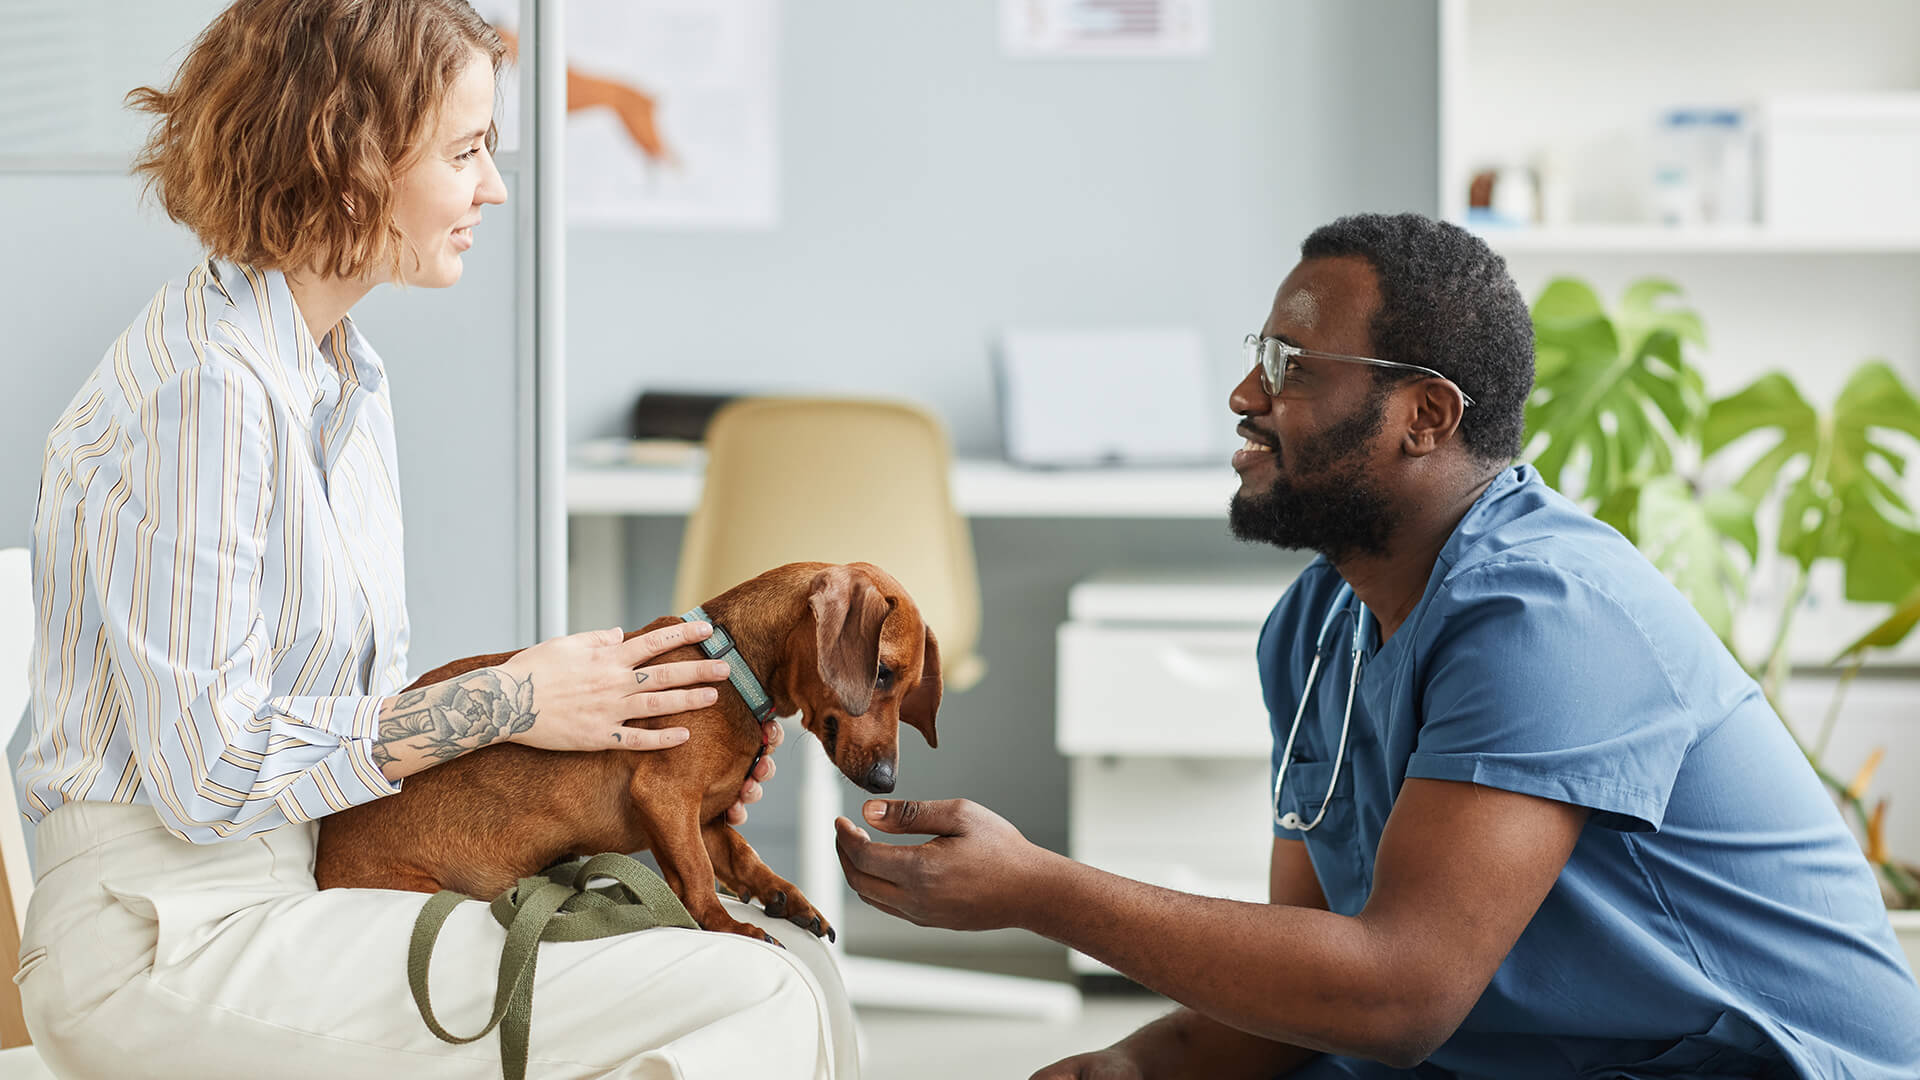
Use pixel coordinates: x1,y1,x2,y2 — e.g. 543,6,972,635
1244,334,1475,407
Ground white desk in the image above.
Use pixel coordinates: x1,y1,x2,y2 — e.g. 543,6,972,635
566,458,1240,519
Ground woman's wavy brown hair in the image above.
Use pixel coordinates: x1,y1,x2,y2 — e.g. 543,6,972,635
127,0,506,281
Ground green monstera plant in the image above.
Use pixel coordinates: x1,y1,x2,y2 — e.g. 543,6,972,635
1524,276,1920,909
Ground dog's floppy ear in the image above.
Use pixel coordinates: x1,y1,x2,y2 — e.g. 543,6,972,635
810,566,892,716
901,626,942,749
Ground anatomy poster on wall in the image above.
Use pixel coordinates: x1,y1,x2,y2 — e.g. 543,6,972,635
562,0,779,229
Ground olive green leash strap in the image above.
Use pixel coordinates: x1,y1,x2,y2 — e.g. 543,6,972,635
406,853,698,1080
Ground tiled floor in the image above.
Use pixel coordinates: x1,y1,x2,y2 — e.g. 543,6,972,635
856,993,1175,1080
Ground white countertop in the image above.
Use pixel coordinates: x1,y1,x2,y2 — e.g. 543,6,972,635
567,455,1242,519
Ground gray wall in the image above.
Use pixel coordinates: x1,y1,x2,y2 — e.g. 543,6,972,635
567,1,1438,946
2,174,203,546
567,0,1439,453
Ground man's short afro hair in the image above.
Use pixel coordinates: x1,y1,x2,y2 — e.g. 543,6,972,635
1301,213,1534,463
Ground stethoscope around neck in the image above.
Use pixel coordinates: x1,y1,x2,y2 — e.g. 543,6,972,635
1272,583,1369,832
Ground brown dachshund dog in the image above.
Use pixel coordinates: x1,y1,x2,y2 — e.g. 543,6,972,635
314,562,941,943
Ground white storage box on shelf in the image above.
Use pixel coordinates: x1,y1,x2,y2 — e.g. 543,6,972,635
1056,570,1300,975
1761,93,1920,235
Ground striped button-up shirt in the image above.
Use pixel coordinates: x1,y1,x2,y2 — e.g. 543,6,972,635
19,259,409,843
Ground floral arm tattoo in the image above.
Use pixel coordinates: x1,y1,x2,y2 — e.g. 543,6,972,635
372,668,538,768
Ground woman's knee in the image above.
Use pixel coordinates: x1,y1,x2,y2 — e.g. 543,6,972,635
721,899,848,1001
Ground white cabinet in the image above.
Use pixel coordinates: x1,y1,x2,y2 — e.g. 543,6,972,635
1054,572,1296,975
1057,626,1271,757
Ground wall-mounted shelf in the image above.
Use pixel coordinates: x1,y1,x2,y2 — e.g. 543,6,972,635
1473,225,1920,256
1438,0,1920,244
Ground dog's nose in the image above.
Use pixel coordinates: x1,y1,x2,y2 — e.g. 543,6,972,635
862,759,896,794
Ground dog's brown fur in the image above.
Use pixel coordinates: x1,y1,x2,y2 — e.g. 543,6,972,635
314,562,940,942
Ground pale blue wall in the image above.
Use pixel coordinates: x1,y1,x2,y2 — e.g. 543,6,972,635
567,0,1438,453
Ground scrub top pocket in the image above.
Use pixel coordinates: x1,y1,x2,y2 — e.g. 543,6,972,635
1275,758,1370,912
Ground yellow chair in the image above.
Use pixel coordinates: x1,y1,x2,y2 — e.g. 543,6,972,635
673,396,985,690
0,548,53,1073
672,398,1078,1019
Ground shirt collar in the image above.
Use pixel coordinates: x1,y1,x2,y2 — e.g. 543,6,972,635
205,258,387,416
1434,464,1532,576
1352,464,1532,668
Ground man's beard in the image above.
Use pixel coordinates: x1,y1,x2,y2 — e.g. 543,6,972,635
1228,394,1400,561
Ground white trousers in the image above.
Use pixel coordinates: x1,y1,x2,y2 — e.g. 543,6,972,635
17,801,859,1079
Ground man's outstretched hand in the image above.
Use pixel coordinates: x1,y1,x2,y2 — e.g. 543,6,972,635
834,798,1056,933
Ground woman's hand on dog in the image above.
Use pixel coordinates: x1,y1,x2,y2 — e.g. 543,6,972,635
497,623,729,753
492,624,778,822
833,798,1056,932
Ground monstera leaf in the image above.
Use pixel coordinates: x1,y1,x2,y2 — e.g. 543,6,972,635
1704,362,1920,604
1525,278,1710,521
1634,477,1758,642
1837,584,1920,661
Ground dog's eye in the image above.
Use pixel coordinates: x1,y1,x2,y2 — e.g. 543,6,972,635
875,664,894,690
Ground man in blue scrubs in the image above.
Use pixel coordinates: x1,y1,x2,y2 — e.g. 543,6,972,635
835,212,1920,1077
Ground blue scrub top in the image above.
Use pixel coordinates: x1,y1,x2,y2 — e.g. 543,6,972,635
1258,465,1920,1079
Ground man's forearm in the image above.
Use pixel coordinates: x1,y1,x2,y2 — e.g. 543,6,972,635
1018,850,1429,1065
372,666,536,782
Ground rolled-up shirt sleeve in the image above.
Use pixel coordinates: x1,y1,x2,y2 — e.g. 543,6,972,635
87,358,398,843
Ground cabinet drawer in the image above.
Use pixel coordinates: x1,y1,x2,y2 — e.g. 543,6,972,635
1066,757,1273,974
1056,623,1271,756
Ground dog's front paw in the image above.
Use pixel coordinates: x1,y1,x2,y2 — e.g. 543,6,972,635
702,911,787,948
798,913,836,943
761,889,834,941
